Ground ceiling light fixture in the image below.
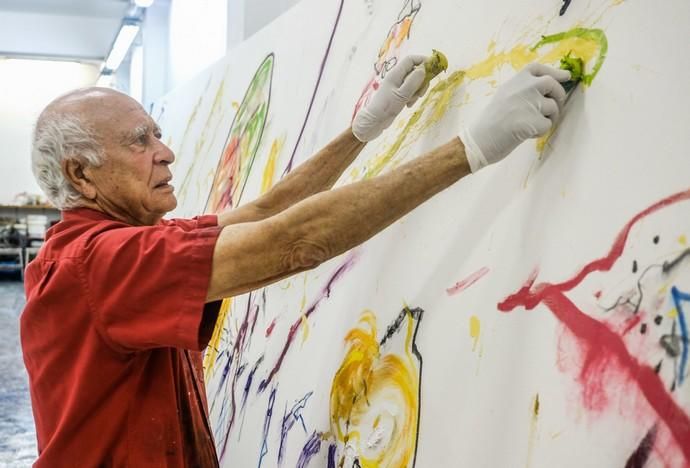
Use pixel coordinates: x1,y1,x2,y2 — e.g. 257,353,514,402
134,0,155,8
103,21,141,72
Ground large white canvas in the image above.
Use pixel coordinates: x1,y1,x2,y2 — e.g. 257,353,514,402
154,0,690,466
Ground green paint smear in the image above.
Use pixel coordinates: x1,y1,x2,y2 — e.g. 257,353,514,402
531,27,608,85
231,54,273,203
560,52,585,82
364,70,465,179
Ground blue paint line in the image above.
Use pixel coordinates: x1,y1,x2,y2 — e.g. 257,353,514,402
327,444,336,468
295,431,322,468
671,286,689,386
258,387,277,468
278,391,313,465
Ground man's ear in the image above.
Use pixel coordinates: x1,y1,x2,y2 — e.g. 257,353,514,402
63,158,97,200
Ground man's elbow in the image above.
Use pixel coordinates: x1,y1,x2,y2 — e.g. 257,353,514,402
280,239,332,272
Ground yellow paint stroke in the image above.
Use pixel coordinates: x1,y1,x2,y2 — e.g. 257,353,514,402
178,78,227,204
358,27,607,182
466,43,535,80
395,18,413,47
679,235,687,246
364,70,466,179
231,101,240,110
300,314,310,344
330,310,420,467
260,136,285,194
203,297,233,377
668,308,679,319
469,315,481,352
526,393,540,468
299,273,308,311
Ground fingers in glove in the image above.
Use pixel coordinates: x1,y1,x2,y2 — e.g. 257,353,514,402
407,80,430,107
540,97,560,124
386,54,428,87
535,75,567,110
533,114,553,137
525,62,571,83
397,68,426,100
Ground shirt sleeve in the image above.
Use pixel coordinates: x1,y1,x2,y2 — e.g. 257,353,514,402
80,221,223,353
160,214,219,232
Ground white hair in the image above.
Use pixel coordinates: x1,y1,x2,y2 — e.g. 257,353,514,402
31,113,105,210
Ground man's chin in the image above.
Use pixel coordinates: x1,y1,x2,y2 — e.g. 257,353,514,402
163,194,178,212
153,193,178,216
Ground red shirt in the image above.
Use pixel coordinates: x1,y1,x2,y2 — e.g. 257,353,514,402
21,208,223,467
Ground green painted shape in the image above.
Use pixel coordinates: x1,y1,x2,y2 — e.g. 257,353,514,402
560,52,585,82
231,54,274,204
531,27,608,85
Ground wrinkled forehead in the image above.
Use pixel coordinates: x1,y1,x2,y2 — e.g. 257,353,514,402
48,87,155,143
87,93,154,143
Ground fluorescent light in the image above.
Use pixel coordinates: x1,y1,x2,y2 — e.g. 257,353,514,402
135,0,155,7
104,22,140,71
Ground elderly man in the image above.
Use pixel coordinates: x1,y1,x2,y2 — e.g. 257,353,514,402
21,56,570,466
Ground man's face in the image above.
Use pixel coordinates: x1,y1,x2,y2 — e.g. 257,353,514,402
83,91,177,225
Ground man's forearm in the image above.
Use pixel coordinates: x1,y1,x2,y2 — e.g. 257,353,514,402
217,128,365,226
207,137,469,301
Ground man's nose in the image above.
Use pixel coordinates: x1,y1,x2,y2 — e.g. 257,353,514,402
154,141,175,165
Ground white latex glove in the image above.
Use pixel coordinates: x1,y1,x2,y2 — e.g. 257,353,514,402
352,54,428,142
460,63,571,172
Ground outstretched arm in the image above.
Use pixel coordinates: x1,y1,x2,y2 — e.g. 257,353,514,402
207,137,468,301
207,62,571,301
217,127,365,226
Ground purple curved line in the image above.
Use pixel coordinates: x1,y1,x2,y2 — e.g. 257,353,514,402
282,0,345,176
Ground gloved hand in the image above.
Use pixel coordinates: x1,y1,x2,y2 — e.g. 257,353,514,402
459,63,571,172
352,54,429,142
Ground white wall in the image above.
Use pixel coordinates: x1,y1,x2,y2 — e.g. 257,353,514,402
243,0,304,39
141,0,307,109
168,0,228,90
0,59,99,205
142,0,172,111
226,0,304,50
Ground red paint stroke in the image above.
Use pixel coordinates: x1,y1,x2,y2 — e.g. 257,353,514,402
498,188,690,462
446,267,490,296
446,266,490,296
265,318,277,337
621,314,642,336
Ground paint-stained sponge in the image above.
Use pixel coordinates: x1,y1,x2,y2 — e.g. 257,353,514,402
560,52,584,82
422,49,448,88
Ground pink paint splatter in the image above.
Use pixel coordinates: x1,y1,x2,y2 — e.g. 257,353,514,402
446,267,490,296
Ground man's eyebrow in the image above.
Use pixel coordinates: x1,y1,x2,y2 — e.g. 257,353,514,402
119,123,154,145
